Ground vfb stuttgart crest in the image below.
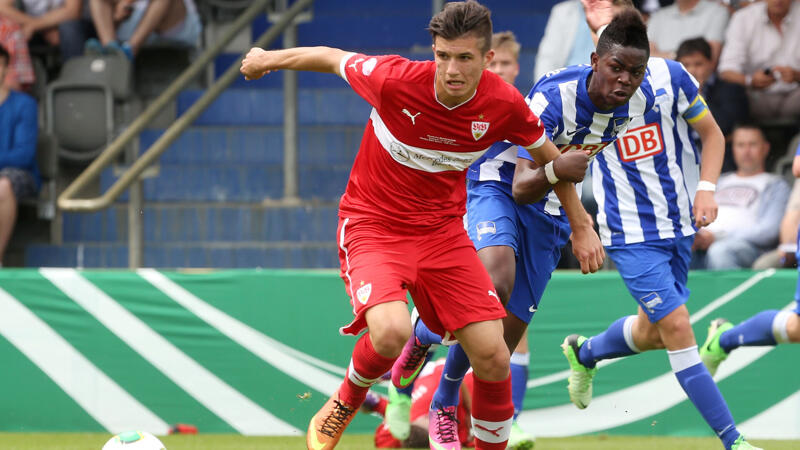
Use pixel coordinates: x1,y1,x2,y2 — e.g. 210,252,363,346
471,121,490,140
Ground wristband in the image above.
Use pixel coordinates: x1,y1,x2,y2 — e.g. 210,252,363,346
544,160,559,184
779,243,797,254
697,180,716,192
597,24,608,39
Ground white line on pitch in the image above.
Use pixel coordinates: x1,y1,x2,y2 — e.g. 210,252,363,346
0,287,169,434
40,268,297,436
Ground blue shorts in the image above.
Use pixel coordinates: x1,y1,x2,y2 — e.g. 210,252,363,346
466,180,571,323
606,236,693,323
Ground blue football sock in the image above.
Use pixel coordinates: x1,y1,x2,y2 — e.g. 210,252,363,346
578,315,639,369
719,310,779,353
670,347,740,449
510,352,530,420
414,319,443,346
431,344,470,408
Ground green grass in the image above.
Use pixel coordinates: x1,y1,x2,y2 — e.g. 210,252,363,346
0,433,796,449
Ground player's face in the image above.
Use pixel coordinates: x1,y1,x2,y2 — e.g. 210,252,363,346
766,0,792,17
732,128,770,175
433,35,493,107
588,45,648,110
487,47,519,85
677,52,713,87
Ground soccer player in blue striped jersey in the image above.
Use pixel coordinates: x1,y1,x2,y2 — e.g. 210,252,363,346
699,143,800,380
392,10,655,449
531,3,760,449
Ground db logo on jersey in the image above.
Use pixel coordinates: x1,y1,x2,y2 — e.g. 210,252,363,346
472,121,490,140
616,123,664,162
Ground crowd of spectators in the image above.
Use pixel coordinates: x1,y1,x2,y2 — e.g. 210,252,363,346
539,0,800,270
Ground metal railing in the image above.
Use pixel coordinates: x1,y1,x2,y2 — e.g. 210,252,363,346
57,0,314,268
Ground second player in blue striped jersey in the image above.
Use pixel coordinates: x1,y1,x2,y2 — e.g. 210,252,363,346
594,57,710,246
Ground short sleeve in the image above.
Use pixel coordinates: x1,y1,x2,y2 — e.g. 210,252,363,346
506,94,546,151
339,53,407,110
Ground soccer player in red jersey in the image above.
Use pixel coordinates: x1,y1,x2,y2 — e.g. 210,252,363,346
241,2,601,448
373,359,476,448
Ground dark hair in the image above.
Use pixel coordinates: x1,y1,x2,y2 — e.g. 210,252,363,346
733,122,766,140
403,425,430,448
429,0,493,54
676,37,712,61
596,9,649,57
0,44,9,67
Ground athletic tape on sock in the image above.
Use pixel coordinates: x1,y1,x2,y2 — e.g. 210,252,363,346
773,310,792,343
510,351,530,366
622,315,642,353
348,359,380,388
667,345,701,373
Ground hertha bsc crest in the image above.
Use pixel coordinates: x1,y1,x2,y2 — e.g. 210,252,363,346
471,121,490,140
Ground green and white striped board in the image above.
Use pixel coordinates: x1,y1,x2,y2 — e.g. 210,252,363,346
0,268,797,438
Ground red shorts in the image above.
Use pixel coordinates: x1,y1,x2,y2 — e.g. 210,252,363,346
337,216,505,337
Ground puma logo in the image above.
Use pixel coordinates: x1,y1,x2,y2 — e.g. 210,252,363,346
474,423,503,437
488,290,500,302
348,58,364,71
402,108,421,125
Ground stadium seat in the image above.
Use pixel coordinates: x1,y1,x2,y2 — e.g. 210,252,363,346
45,54,132,164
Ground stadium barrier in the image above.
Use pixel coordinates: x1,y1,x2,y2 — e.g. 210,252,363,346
0,268,797,438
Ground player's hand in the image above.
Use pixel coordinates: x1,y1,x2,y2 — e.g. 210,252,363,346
692,229,714,251
751,69,775,89
241,48,277,81
581,0,614,33
570,225,605,274
553,150,590,183
692,190,717,228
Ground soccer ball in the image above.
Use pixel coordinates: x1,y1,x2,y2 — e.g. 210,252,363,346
102,431,166,450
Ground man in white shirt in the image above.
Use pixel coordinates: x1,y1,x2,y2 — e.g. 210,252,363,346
718,0,800,123
693,124,790,269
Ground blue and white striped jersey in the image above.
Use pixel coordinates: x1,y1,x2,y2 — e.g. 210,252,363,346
522,64,656,215
593,57,710,246
467,64,655,200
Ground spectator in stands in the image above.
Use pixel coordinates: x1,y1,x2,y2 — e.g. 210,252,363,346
0,44,39,266
534,0,632,82
676,37,749,172
0,0,93,60
753,139,800,269
718,0,800,124
0,17,33,91
86,0,201,60
647,0,729,63
693,124,790,270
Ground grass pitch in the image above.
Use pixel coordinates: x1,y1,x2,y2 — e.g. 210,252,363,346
0,433,796,449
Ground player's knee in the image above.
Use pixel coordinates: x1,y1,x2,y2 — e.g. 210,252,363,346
0,178,14,202
469,344,510,381
369,318,411,357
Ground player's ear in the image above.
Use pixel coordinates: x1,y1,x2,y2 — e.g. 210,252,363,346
590,52,599,70
483,49,495,67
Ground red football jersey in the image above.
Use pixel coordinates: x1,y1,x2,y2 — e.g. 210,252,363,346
338,53,546,230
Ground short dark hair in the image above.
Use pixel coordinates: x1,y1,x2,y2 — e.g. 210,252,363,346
596,9,649,57
676,37,712,61
429,0,493,54
0,44,9,67
733,122,766,140
403,425,430,448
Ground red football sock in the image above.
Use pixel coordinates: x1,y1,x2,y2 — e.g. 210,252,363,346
471,374,513,450
338,333,396,407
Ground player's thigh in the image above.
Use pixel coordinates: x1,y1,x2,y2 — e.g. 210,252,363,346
506,208,571,324
606,238,690,324
413,222,506,339
337,218,415,337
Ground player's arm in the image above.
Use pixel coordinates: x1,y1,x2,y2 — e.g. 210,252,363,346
512,150,590,204
687,100,724,228
240,46,350,81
